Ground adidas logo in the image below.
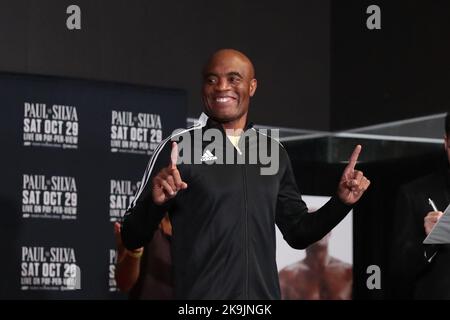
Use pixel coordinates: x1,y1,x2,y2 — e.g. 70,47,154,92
200,149,218,162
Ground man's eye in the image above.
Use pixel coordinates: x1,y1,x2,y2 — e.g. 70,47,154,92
206,78,217,84
230,76,241,83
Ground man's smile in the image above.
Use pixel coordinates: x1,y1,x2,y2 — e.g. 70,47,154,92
214,96,235,103
210,94,238,107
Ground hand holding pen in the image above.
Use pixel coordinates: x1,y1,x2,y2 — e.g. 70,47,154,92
424,198,444,235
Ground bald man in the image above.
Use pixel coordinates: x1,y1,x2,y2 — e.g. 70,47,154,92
121,49,370,299
201,49,257,131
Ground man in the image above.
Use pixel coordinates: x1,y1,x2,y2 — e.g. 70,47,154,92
279,232,352,300
121,49,370,299
392,113,450,299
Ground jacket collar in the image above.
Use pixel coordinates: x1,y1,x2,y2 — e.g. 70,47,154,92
198,112,254,132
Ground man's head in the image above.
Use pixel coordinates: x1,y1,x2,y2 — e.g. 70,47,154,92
444,112,450,163
202,49,257,129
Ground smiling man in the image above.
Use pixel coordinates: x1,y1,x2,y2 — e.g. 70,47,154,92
121,49,370,299
202,49,257,131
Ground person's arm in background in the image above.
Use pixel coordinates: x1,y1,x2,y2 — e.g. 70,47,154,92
114,222,143,292
423,210,443,261
390,187,435,298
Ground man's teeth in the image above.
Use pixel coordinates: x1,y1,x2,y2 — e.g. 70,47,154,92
215,97,232,103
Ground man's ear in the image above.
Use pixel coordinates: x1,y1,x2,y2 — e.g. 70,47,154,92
249,79,257,97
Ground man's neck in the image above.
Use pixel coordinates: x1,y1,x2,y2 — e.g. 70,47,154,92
305,247,330,270
220,114,248,132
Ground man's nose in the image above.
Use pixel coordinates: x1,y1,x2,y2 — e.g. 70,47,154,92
216,78,230,91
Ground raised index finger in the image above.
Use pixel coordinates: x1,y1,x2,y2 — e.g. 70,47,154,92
346,144,362,172
170,142,178,170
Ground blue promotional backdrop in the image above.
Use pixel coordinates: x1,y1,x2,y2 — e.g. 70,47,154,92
0,73,187,299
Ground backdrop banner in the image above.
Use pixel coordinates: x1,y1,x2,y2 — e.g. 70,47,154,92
0,73,186,299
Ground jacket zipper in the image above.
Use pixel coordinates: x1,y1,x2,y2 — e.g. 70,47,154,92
242,164,249,299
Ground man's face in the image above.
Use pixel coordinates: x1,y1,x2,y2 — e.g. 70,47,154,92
445,135,450,164
202,52,257,124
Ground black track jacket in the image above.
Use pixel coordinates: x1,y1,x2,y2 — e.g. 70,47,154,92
122,113,352,299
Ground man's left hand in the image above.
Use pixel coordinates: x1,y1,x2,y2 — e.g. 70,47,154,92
337,145,371,205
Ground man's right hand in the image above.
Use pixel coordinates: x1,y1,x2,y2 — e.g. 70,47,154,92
424,211,443,235
152,142,188,205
